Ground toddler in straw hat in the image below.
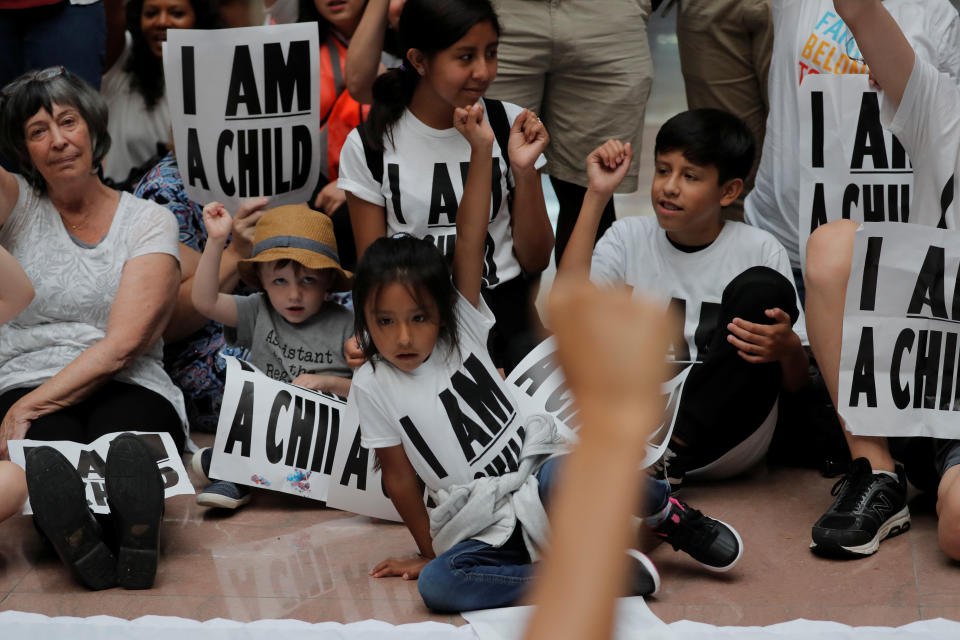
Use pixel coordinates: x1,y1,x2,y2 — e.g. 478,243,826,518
190,202,355,510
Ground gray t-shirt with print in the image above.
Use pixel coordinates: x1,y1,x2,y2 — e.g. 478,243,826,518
226,293,354,383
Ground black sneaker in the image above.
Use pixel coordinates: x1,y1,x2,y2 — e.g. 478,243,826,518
650,497,743,572
25,446,117,590
190,447,213,483
106,434,165,590
811,457,910,557
625,549,660,597
196,480,251,510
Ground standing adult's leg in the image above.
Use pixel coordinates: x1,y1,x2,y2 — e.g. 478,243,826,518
83,381,186,453
21,2,107,90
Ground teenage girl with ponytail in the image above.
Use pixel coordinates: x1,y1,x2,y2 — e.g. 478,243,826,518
337,0,554,371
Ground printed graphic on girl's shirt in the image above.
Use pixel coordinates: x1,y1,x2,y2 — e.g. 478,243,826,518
799,10,871,83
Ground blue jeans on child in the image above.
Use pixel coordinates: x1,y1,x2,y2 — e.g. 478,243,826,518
417,456,672,612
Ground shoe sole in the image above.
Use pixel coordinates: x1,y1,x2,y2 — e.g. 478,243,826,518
190,448,211,484
196,491,251,510
26,447,116,590
106,435,164,590
810,506,911,557
626,549,661,597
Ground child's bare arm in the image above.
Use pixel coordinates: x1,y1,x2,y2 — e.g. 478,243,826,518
371,444,434,579
524,280,669,640
508,110,554,274
834,0,914,108
191,202,239,327
344,0,390,104
452,102,495,308
346,194,387,260
557,140,633,281
0,246,33,325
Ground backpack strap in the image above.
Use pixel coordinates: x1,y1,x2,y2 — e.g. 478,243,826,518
484,98,511,170
357,120,384,185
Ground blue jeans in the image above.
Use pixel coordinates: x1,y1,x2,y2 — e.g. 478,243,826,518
417,458,672,612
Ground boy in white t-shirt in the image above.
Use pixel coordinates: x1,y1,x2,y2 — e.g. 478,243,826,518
559,109,808,491
804,0,960,561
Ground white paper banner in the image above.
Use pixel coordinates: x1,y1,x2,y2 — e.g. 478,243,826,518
798,74,913,272
162,24,321,212
507,337,692,469
839,222,960,438
8,431,192,515
211,356,344,502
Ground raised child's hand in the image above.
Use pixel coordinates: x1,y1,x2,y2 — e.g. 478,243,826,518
453,101,495,150
202,201,234,242
727,308,801,364
508,108,549,171
586,140,633,198
344,335,366,369
229,197,269,258
370,554,430,580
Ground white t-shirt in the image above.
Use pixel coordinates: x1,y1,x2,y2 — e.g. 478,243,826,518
0,176,188,432
338,98,546,290
590,218,807,362
881,57,960,228
100,33,171,184
745,0,960,269
350,294,527,493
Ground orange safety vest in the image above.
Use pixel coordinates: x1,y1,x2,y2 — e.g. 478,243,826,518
319,35,370,181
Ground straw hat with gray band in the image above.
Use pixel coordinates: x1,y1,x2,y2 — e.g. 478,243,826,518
237,204,353,291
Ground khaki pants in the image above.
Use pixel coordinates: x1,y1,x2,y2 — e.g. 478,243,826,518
488,0,654,192
676,0,773,220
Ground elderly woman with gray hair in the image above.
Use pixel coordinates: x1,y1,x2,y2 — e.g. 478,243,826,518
0,67,186,590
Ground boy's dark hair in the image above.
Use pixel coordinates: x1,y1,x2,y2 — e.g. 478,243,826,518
654,108,756,185
365,0,501,152
125,0,222,110
353,235,460,366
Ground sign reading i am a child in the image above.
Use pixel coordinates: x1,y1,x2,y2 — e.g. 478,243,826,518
840,222,960,439
163,25,321,212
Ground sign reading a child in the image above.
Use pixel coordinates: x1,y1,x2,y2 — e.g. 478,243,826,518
8,432,192,515
162,24,321,212
213,345,691,521
797,74,914,271
839,222,960,439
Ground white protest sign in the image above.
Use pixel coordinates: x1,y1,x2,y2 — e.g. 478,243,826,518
211,355,344,501
839,222,960,439
507,337,692,469
8,431,192,515
163,24,321,212
798,74,913,272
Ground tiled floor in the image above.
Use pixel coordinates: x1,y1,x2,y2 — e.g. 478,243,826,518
1,436,958,627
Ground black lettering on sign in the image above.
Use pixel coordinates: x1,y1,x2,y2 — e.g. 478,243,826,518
186,128,210,190
291,125,311,190
263,40,311,113
338,428,369,490
848,326,877,408
311,403,339,474
545,383,577,424
811,90,824,168
859,236,883,312
387,163,406,224
940,332,958,410
399,416,448,479
810,182,828,233
225,380,256,457
890,328,914,409
512,350,560,397
76,449,106,479
907,245,947,319
261,128,273,195
891,135,909,170
238,129,260,197
286,395,316,469
850,93,886,170
181,46,196,115
428,164,458,225
90,480,108,508
266,390,292,464
225,45,261,117
842,183,858,220
238,359,255,372
914,330,942,410
217,130,236,195
939,176,955,230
